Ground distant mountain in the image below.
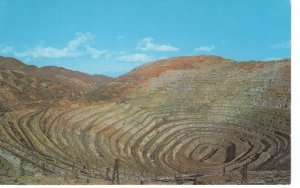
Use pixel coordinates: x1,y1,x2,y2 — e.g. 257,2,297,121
0,56,113,113
0,56,25,69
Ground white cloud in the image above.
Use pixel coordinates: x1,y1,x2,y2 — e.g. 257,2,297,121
15,46,79,58
264,57,282,61
194,45,215,52
271,40,291,49
137,37,179,52
85,45,108,58
14,32,108,58
118,53,155,62
68,32,94,50
0,45,13,54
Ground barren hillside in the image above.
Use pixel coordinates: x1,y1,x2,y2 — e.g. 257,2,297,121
0,56,290,184
0,56,112,113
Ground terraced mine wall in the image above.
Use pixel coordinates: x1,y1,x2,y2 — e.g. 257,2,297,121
0,56,290,184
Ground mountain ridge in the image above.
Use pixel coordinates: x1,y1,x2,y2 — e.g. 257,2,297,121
0,56,113,112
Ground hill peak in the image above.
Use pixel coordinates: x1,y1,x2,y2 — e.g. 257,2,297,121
0,56,26,70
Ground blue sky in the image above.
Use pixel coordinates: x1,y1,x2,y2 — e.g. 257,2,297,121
0,0,291,77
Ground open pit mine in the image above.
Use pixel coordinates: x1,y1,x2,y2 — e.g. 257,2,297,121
0,55,290,184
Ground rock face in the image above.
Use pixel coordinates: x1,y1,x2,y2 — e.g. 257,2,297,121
0,56,290,184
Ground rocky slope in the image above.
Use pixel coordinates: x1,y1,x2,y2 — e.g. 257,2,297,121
0,55,290,184
0,56,112,113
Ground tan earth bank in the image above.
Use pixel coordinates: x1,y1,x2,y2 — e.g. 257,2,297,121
0,55,290,184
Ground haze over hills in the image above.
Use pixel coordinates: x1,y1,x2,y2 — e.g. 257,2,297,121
0,55,290,184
